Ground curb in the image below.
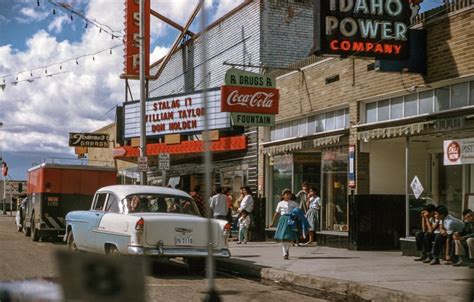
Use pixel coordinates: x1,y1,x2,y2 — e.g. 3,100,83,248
216,258,440,302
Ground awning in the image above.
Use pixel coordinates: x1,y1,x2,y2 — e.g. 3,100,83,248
263,134,344,156
357,121,434,141
113,135,247,158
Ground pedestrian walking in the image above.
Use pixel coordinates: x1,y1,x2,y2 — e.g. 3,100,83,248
237,209,251,244
270,188,299,260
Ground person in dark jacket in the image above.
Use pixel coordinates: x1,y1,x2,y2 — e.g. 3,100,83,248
414,204,437,262
453,209,474,267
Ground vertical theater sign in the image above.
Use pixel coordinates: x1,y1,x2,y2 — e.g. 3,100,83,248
123,0,150,77
221,68,279,127
315,0,418,59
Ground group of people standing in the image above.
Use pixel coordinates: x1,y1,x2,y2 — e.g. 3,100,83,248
190,185,254,244
270,182,321,260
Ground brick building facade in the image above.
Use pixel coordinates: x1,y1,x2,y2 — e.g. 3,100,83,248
259,1,474,249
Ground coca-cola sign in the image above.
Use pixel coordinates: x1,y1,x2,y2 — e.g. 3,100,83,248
221,85,279,114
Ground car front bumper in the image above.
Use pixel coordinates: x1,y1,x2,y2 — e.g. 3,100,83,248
128,246,231,258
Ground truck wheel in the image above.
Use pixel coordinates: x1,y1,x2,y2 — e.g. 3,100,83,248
67,232,79,253
187,258,205,273
31,214,40,242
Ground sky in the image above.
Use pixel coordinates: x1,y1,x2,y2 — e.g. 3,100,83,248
0,0,243,180
0,0,444,180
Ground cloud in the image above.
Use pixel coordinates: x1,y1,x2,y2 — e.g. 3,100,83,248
150,45,170,62
48,15,72,33
0,14,10,24
0,0,245,179
16,7,49,23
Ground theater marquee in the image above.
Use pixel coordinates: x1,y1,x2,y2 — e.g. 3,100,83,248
123,88,231,138
315,0,414,59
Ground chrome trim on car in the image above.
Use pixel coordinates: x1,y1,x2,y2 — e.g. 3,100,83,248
175,228,193,233
127,246,231,258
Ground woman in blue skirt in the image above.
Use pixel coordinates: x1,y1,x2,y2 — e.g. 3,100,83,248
270,188,299,260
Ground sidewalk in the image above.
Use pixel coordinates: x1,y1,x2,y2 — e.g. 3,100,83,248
216,241,473,302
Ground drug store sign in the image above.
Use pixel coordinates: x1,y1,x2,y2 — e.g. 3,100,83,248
316,0,420,59
444,139,474,166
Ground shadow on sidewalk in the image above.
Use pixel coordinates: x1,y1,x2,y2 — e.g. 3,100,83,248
297,256,359,260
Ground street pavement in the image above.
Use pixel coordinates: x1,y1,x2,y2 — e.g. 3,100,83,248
218,241,474,302
0,216,327,301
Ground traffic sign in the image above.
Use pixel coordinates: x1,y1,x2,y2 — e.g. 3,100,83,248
159,153,170,170
137,156,148,172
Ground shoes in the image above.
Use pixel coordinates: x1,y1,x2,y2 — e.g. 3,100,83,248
453,260,466,267
283,254,289,260
429,259,440,265
414,253,426,261
444,260,454,265
422,258,432,264
243,241,247,244
236,241,242,244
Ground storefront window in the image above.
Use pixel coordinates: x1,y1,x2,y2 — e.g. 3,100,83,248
470,81,474,105
435,87,450,111
404,93,418,117
271,154,293,210
390,97,403,119
451,82,468,109
321,148,348,232
378,99,390,121
419,91,433,114
366,102,377,123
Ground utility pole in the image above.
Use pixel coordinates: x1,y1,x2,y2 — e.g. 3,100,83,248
139,0,147,186
199,2,220,301
0,122,5,215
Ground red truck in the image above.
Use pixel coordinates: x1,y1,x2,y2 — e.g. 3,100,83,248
19,163,117,241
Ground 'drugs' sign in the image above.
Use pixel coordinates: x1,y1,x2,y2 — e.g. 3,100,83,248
316,0,418,59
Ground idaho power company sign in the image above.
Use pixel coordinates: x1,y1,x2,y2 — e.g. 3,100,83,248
316,0,414,59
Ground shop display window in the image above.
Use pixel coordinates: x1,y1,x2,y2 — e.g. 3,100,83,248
271,154,293,210
321,148,348,232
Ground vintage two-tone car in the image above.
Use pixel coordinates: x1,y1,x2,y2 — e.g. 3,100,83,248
64,185,230,270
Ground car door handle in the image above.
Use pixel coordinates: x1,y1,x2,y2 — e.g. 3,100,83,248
95,213,100,216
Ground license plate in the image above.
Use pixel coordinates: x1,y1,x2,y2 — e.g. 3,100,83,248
175,235,193,246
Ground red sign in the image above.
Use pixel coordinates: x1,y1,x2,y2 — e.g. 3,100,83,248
220,85,279,114
2,162,8,177
446,141,461,163
124,0,150,77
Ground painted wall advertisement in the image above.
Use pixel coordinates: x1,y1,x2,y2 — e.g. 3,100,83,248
123,88,230,138
444,138,474,165
315,0,421,59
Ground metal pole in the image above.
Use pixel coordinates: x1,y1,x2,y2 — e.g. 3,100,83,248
2,177,5,215
405,136,409,238
162,169,166,187
139,0,147,185
199,1,220,301
0,122,5,215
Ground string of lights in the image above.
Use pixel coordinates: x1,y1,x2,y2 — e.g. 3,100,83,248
37,0,124,39
0,44,122,86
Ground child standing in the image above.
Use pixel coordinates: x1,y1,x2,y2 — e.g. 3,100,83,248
270,188,299,260
238,209,251,244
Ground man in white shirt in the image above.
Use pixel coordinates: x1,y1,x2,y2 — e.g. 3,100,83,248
209,186,228,220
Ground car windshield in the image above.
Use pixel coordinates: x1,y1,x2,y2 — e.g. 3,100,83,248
121,194,200,216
